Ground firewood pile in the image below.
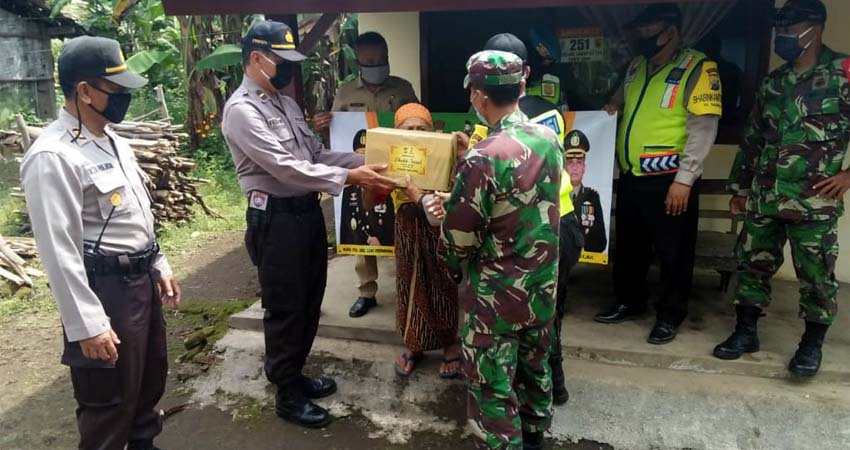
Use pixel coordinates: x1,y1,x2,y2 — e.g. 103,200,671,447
3,116,219,228
108,120,220,225
0,235,41,288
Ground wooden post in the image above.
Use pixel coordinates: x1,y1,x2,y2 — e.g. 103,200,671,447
155,85,171,123
14,114,31,150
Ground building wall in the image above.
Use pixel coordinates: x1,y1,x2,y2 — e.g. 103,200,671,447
362,0,850,282
0,8,57,125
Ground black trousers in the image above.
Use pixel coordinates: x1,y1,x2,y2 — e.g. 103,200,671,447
551,212,584,372
64,272,167,450
612,173,699,326
244,196,328,389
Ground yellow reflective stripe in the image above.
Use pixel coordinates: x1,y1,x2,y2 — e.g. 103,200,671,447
270,43,296,50
105,64,126,74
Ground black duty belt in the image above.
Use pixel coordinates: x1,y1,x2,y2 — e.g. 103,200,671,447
84,243,160,275
260,192,321,214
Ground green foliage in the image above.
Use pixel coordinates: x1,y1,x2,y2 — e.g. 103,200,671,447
126,49,170,74
194,44,243,72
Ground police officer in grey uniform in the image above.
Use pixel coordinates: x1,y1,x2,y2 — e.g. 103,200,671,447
21,36,180,450
222,21,397,428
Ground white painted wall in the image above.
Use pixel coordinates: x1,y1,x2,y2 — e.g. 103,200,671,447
362,2,850,282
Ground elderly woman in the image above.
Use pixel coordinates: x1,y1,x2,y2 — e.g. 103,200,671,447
392,103,460,379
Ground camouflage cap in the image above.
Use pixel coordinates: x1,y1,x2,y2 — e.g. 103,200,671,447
463,50,524,89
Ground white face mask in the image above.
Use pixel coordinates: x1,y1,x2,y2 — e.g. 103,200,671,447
360,64,390,85
470,90,493,128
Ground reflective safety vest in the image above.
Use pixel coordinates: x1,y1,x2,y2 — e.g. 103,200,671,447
527,73,561,107
559,175,575,217
616,48,709,177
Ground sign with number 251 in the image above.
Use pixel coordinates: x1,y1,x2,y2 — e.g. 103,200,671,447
558,27,605,63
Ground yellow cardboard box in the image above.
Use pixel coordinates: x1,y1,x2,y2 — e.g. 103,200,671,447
364,127,457,191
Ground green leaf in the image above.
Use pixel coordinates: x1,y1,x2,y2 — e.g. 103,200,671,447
126,49,169,74
50,0,72,19
193,44,242,72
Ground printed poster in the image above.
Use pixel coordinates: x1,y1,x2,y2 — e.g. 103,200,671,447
330,110,616,265
331,112,476,256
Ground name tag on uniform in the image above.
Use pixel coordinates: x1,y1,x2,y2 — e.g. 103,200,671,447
267,117,283,129
249,191,269,211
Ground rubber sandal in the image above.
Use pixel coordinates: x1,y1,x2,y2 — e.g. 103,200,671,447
394,352,423,377
439,357,462,380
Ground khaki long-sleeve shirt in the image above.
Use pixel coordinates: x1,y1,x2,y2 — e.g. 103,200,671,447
20,109,171,342
223,77,363,198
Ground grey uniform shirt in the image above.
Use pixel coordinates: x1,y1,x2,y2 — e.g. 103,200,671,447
611,56,720,186
223,77,363,197
20,109,171,342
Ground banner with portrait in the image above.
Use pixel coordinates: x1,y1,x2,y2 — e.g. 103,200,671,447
329,110,616,264
330,112,476,256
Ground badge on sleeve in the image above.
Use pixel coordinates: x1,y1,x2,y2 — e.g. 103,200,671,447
249,191,269,211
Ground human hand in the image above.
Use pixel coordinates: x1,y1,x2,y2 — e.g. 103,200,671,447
80,328,121,364
454,131,470,156
311,112,332,131
403,175,423,204
602,104,620,116
665,182,691,216
367,236,381,246
426,192,451,220
347,164,399,191
729,195,747,215
158,274,181,308
813,170,850,200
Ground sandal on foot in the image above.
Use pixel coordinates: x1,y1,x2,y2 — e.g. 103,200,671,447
439,357,462,380
395,352,423,377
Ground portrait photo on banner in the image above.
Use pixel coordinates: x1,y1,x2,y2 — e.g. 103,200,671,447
330,110,616,264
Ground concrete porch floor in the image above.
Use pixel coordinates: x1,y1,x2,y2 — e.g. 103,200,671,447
230,256,850,384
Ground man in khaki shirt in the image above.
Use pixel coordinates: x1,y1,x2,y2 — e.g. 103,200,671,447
314,31,419,318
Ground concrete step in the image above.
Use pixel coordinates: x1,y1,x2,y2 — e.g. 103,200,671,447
230,256,850,384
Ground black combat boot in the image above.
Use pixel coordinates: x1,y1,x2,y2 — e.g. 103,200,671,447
550,357,570,405
713,305,762,360
788,321,828,378
522,430,545,450
275,382,331,428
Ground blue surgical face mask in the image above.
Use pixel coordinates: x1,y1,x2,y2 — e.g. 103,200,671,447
360,64,390,85
774,26,814,62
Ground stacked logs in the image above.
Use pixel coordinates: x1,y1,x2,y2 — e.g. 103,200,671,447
3,118,217,228
0,235,41,288
108,120,219,225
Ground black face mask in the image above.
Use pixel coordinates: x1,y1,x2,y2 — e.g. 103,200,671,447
89,84,132,124
635,28,669,59
262,54,295,90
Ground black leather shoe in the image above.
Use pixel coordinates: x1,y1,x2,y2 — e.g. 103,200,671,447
788,343,822,378
647,321,678,345
713,328,760,360
594,304,644,324
275,395,332,428
522,430,544,450
349,297,377,318
302,375,337,399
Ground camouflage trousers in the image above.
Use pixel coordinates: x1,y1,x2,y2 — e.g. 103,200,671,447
462,322,554,450
734,214,839,325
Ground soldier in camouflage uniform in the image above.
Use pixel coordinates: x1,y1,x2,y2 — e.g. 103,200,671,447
715,0,850,378
441,50,563,450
